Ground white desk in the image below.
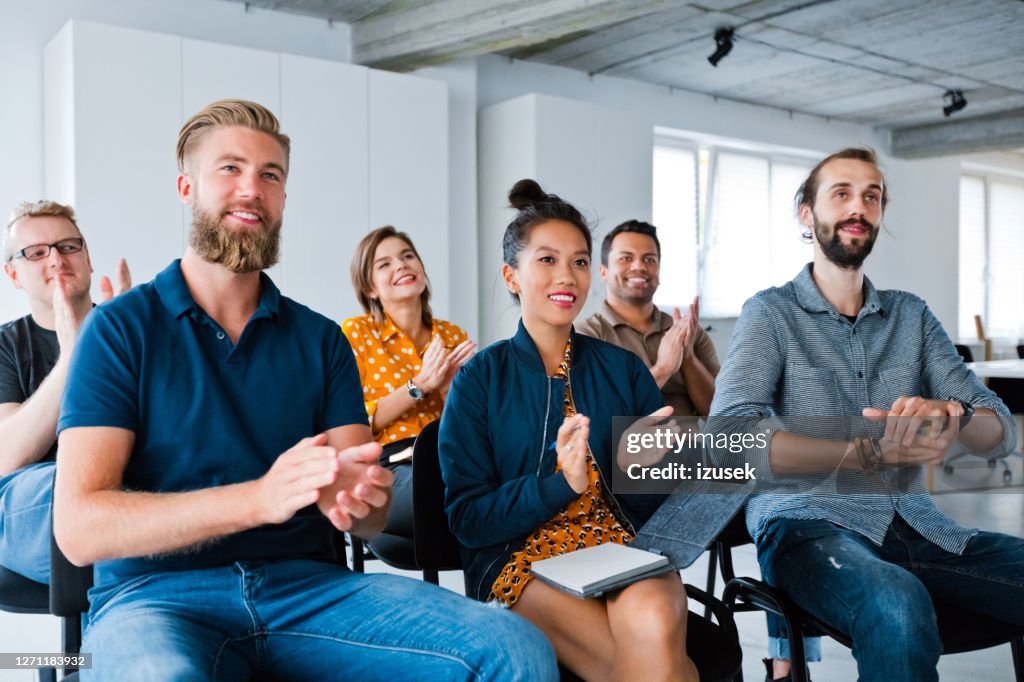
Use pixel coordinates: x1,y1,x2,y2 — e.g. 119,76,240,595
965,359,1024,379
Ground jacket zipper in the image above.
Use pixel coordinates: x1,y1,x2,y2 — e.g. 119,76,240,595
566,367,637,536
479,377,554,600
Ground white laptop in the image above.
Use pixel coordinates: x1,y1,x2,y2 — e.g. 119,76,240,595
530,542,672,598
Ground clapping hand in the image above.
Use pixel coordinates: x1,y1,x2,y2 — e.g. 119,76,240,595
557,414,590,494
99,258,132,302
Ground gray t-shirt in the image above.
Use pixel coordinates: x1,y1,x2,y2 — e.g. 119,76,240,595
0,314,60,462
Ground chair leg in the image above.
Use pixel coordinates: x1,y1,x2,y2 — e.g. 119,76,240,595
1012,636,1024,682
350,535,365,573
705,546,718,619
423,568,439,585
786,618,809,682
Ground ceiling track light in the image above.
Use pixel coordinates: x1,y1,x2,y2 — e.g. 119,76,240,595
708,27,735,67
942,89,967,117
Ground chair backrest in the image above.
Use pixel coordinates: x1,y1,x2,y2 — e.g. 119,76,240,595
49,531,92,617
989,378,1024,415
955,344,974,363
411,420,462,571
49,506,93,660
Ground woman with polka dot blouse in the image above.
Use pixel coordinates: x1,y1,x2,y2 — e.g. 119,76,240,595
343,226,476,543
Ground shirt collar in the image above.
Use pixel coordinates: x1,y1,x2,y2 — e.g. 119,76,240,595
377,314,438,345
599,300,670,332
155,259,281,321
792,263,885,319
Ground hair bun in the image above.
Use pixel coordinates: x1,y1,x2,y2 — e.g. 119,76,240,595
508,179,548,210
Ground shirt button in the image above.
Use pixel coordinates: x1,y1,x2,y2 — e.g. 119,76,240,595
217,332,225,340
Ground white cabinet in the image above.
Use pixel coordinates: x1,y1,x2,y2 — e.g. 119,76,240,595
368,70,449,319
477,93,652,344
44,21,184,289
280,55,369,320
44,20,448,322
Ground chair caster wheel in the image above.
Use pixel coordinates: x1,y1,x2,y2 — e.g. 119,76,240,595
1004,470,1012,483
987,459,996,468
944,465,954,474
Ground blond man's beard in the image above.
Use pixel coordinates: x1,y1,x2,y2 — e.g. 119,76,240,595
189,205,281,274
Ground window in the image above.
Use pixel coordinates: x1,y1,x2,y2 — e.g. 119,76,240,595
959,174,1024,340
653,140,813,317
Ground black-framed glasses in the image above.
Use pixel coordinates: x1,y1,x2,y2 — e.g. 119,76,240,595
8,238,85,262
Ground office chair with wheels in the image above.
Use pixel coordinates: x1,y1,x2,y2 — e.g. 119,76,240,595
415,420,744,682
714,511,1024,682
946,344,1015,482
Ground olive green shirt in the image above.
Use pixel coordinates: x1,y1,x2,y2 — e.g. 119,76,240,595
576,301,719,416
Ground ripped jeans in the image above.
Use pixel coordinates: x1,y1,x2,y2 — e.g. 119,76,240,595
757,515,1024,682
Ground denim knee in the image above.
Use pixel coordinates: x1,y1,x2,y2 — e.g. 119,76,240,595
490,611,559,681
851,570,941,659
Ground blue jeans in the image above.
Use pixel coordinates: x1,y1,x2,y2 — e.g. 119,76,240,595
0,461,54,583
82,559,557,681
758,515,1024,682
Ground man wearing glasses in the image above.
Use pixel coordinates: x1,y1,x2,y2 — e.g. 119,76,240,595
0,201,129,583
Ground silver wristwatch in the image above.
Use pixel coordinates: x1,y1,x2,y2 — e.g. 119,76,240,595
407,379,425,401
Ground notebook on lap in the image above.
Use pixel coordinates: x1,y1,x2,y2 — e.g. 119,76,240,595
530,542,674,598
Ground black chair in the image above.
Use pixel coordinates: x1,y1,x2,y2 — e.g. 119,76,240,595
410,420,461,582
714,512,1024,682
0,565,57,682
344,424,450,583
412,420,744,682
947,344,1014,482
48,529,91,681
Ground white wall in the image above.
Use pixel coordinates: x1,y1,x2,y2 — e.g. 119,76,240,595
414,59,480,337
0,0,351,322
478,94,653,343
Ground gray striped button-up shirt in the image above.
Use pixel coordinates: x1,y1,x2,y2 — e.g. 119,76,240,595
710,264,1015,554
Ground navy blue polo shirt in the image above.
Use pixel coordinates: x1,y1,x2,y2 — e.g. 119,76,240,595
59,260,367,592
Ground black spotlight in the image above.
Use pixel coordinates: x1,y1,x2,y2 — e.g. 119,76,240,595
943,89,967,117
708,27,735,67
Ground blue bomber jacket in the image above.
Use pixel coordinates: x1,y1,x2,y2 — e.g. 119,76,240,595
438,320,666,601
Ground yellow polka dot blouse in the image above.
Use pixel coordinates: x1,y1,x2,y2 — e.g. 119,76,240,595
341,314,467,445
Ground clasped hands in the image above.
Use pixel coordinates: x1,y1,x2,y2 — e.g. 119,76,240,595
652,297,700,382
859,396,965,468
556,406,678,494
411,334,477,398
254,433,393,533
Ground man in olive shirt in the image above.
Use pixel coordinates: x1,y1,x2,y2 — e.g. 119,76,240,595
577,220,718,416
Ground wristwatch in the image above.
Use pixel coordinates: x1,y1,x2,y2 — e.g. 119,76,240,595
407,379,425,402
954,399,974,430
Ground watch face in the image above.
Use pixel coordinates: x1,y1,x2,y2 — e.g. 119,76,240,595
408,381,424,400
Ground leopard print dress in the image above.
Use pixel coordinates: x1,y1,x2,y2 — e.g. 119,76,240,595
490,339,633,606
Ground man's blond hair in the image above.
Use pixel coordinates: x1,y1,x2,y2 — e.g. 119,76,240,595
176,99,291,175
4,200,82,261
